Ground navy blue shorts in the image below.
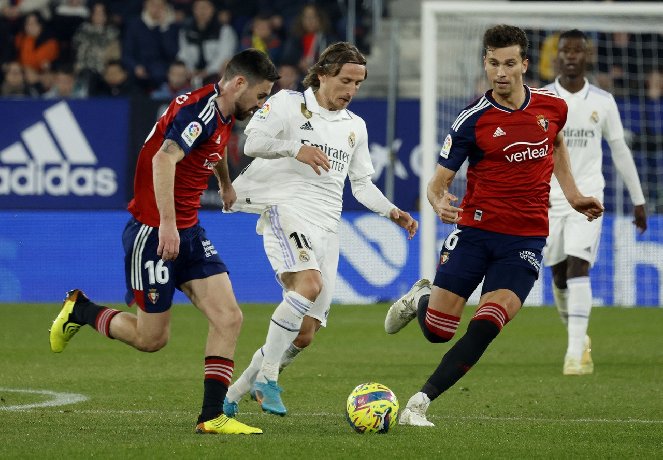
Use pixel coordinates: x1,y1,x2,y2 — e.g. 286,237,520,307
433,225,545,304
122,217,228,313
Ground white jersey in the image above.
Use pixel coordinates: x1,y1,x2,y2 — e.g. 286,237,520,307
545,78,627,210
232,88,376,232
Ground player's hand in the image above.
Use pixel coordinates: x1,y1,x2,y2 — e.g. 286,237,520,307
433,191,463,224
633,204,647,233
218,184,237,211
389,208,418,240
157,222,180,261
295,145,330,175
569,195,604,222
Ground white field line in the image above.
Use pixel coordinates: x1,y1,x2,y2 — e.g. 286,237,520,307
29,408,663,425
0,387,88,411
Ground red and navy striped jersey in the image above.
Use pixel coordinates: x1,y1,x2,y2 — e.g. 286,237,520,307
438,86,567,236
128,83,234,229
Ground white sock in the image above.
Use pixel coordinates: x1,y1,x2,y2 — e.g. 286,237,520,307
226,347,264,403
258,291,313,382
279,343,302,373
552,284,569,326
566,276,592,359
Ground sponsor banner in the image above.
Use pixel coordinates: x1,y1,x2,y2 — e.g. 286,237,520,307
0,211,661,307
0,99,130,209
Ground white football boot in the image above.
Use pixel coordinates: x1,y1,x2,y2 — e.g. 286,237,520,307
399,392,435,427
385,279,431,334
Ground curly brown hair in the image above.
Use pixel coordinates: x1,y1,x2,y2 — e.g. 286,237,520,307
483,24,529,60
302,42,367,89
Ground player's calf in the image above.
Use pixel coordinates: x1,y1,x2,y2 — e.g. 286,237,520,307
416,295,460,343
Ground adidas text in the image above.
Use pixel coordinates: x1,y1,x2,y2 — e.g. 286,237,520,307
0,163,117,196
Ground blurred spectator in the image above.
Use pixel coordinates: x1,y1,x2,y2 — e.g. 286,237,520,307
0,0,51,35
0,17,13,65
272,63,302,93
281,4,336,74
1,61,30,96
596,32,642,97
217,0,259,40
104,0,143,29
90,59,138,97
538,32,559,84
51,0,89,57
43,62,85,98
638,69,663,210
71,2,121,91
122,0,179,91
14,12,59,72
23,65,54,95
240,13,281,64
151,59,191,99
177,0,237,87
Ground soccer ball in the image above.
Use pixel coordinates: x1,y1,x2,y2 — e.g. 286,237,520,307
345,382,399,433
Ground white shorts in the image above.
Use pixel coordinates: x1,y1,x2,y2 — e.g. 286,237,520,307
257,205,339,327
543,207,603,267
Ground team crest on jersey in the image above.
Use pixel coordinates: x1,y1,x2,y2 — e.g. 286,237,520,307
301,103,313,119
536,115,549,132
148,289,159,304
348,131,356,148
440,134,452,159
591,111,599,124
299,250,310,262
255,102,271,120
440,251,450,265
181,121,202,147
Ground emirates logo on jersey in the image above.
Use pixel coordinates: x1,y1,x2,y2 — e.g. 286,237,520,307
536,115,549,132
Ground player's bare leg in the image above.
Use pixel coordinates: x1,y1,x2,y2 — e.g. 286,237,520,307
181,273,262,434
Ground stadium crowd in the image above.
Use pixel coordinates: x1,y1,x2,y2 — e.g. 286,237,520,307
0,0,374,99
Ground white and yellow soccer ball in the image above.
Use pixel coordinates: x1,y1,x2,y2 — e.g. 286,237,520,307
345,382,399,433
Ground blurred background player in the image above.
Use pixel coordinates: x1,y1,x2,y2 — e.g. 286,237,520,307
223,41,418,417
49,49,280,435
543,29,647,376
384,25,603,427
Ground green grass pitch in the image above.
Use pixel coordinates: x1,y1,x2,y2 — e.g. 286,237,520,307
1,303,662,458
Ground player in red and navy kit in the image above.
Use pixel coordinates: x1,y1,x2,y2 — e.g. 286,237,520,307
385,25,604,426
49,49,280,435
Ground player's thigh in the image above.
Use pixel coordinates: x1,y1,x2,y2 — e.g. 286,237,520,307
433,226,489,303
181,272,241,326
543,213,568,267
122,217,176,313
563,212,603,266
259,205,322,277
428,285,467,318
306,229,339,327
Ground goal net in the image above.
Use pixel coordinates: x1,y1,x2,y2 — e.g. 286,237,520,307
420,1,663,306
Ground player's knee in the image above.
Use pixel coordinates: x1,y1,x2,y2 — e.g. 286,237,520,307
221,303,243,331
294,274,323,301
293,330,314,348
136,335,169,352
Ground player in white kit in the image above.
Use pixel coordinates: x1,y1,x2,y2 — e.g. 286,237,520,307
223,42,418,415
543,30,647,375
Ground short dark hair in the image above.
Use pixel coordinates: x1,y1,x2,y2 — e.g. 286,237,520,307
559,29,588,42
303,42,367,89
223,49,280,84
483,24,529,60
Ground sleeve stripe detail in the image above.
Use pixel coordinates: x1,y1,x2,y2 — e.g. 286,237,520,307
451,98,491,132
198,95,217,125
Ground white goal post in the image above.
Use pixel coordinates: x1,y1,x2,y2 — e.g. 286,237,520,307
419,1,663,306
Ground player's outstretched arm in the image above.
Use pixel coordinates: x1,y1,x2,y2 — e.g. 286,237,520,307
154,139,185,261
552,132,604,221
427,165,462,224
633,205,647,233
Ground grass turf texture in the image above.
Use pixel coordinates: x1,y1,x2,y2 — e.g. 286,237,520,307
1,303,662,459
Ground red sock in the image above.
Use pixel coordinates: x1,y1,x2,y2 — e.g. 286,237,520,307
472,302,509,330
425,308,460,340
94,308,121,338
